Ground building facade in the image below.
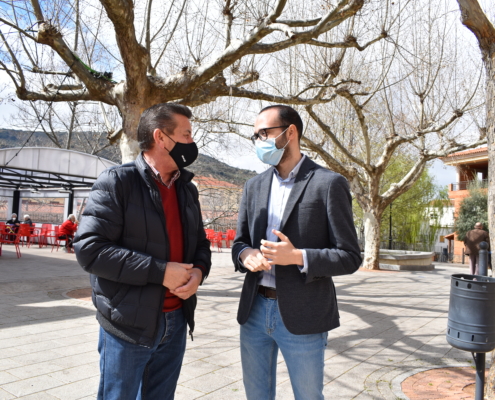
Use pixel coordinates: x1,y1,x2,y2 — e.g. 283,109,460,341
441,147,488,263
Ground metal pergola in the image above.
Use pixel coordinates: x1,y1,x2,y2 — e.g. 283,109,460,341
0,147,118,216
0,147,117,190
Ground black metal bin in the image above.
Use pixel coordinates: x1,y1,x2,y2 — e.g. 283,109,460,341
447,274,495,353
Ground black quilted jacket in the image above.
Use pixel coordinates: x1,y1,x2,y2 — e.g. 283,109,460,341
74,153,211,347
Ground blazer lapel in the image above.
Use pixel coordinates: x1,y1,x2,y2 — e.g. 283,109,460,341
279,157,316,233
256,168,274,242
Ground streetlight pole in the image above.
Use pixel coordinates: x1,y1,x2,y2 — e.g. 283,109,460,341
388,202,393,250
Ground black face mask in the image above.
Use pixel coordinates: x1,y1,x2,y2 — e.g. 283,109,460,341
164,133,198,169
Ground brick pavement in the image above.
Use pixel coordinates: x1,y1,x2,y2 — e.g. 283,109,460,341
0,244,487,399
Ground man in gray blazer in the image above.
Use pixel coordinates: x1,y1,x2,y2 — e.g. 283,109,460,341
232,105,362,400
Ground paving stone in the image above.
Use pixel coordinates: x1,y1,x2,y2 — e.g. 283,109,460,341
180,370,238,393
1,375,65,397
174,385,204,400
0,246,479,400
48,363,99,384
7,361,65,380
45,376,99,400
0,387,16,400
15,392,61,400
0,372,18,386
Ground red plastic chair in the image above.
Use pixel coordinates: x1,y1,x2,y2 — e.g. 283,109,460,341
206,230,223,252
213,231,224,252
27,226,42,248
37,224,53,247
44,225,59,248
0,222,6,241
225,229,236,248
0,226,25,258
52,226,74,253
18,224,34,247
50,226,66,252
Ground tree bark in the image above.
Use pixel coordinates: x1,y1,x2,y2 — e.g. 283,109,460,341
362,209,383,270
455,1,495,397
117,94,148,162
485,50,495,400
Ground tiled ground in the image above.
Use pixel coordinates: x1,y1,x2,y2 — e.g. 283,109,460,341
0,244,487,399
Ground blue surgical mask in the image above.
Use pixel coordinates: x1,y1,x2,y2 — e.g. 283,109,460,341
255,128,290,166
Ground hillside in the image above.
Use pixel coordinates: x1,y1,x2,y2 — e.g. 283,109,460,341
0,129,258,186
188,154,257,186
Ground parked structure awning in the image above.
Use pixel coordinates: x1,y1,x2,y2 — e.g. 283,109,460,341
0,147,117,190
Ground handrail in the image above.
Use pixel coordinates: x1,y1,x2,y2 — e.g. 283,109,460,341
450,179,488,191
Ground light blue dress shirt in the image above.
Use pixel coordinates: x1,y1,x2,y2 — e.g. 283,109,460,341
239,155,308,289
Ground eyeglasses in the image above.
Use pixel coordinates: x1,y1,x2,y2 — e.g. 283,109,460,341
250,126,289,145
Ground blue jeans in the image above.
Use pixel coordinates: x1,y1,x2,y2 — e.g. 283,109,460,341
240,293,328,400
97,308,187,400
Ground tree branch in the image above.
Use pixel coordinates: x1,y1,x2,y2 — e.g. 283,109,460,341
33,22,114,100
152,0,187,73
248,2,365,55
381,157,428,203
276,18,321,27
0,61,20,89
145,0,153,73
268,23,296,39
335,87,371,165
0,30,25,88
0,18,36,40
16,88,95,102
224,0,234,49
305,105,368,169
29,67,73,76
456,0,495,53
307,31,387,51
233,71,260,87
99,0,149,88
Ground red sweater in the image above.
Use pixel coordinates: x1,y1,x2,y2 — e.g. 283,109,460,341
156,181,184,312
59,220,77,237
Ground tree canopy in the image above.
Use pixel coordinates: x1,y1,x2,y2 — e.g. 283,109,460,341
454,182,488,242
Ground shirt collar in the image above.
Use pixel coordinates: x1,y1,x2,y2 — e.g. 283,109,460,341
273,154,306,182
142,153,180,189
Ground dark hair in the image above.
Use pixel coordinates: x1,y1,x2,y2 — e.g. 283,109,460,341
137,103,192,151
259,105,303,140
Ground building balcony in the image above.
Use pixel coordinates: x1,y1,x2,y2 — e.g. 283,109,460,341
449,179,488,191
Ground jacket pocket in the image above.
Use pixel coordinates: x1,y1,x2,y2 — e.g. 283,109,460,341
110,284,130,307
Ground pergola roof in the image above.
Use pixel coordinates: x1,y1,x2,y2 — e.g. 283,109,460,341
0,147,118,190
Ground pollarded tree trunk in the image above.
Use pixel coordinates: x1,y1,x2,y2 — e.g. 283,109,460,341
118,102,145,163
484,49,495,400
362,209,383,270
455,1,495,397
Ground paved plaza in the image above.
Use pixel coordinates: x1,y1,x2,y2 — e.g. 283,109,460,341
0,244,487,399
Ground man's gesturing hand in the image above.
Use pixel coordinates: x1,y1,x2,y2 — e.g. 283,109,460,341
170,268,202,300
260,230,303,266
163,262,193,290
240,248,271,272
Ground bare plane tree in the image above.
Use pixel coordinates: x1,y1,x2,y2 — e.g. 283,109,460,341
0,0,389,161
273,0,485,269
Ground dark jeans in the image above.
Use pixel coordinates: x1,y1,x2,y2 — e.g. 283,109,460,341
97,308,187,400
58,235,73,249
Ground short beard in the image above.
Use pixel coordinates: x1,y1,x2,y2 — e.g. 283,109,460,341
278,140,291,165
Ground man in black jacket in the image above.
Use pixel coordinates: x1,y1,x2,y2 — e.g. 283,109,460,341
75,103,211,400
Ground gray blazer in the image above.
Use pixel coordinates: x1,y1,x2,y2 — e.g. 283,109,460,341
232,157,362,335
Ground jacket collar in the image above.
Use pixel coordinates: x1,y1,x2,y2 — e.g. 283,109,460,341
279,156,318,232
135,152,195,185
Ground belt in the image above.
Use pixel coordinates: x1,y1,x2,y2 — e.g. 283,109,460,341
258,285,277,299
